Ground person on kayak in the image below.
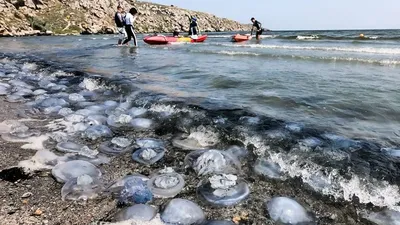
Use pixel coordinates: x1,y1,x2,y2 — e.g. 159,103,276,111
250,17,263,40
122,8,138,47
188,16,199,36
114,5,126,45
173,28,181,37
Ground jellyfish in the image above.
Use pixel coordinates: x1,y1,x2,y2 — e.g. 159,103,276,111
197,174,250,207
84,115,108,126
107,174,149,196
61,174,103,201
51,160,101,183
118,177,153,205
99,137,134,156
136,138,164,148
147,167,185,198
131,118,154,130
56,142,98,158
107,114,133,128
253,158,283,180
114,204,157,222
128,107,148,118
82,125,113,140
266,197,313,225
161,198,205,225
132,147,166,165
185,150,241,176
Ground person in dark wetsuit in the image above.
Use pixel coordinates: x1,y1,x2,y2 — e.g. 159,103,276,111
188,16,199,36
251,17,263,40
114,6,126,45
173,28,180,37
122,8,138,46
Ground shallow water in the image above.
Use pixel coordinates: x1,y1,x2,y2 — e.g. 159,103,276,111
1,30,400,223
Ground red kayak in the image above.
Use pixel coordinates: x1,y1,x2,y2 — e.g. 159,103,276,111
143,35,208,45
232,34,252,42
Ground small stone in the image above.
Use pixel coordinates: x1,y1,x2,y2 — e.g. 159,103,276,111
22,192,33,198
34,208,43,216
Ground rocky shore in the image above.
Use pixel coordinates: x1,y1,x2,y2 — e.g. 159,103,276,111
0,0,250,37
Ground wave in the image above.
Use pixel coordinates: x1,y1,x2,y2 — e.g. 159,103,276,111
189,49,400,66
218,43,400,55
277,35,400,41
296,35,319,40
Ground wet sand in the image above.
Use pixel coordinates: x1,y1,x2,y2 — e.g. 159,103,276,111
0,97,379,225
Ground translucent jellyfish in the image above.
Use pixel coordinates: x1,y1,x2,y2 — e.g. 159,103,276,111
185,150,241,176
82,125,113,140
103,100,119,109
118,177,153,204
107,114,132,128
33,89,47,96
285,123,304,133
239,116,260,125
114,204,157,222
197,174,250,206
58,108,74,117
322,134,360,149
362,209,400,225
85,115,108,126
0,86,9,96
13,88,33,97
136,138,164,148
254,158,283,180
128,107,148,118
300,137,323,149
132,147,166,165
65,114,85,123
161,198,205,225
75,109,96,117
266,197,313,224
131,118,154,130
61,174,103,201
68,93,85,102
226,146,248,158
99,137,134,156
56,142,99,158
6,94,24,103
86,105,106,113
52,160,101,183
43,105,62,115
147,167,185,198
39,98,69,108
173,126,219,150
76,101,95,108
107,174,149,196
1,130,41,142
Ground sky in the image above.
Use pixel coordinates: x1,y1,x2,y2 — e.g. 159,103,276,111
147,0,399,30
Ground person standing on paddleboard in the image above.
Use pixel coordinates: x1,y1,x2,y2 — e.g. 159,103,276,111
188,16,199,36
250,17,263,40
122,8,138,47
115,5,126,45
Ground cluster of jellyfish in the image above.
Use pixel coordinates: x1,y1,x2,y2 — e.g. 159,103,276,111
1,58,399,225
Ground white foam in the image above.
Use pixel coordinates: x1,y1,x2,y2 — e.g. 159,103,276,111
149,104,190,116
79,78,104,91
296,35,319,40
188,125,219,147
219,43,400,55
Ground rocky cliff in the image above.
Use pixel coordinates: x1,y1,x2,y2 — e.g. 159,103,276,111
0,0,249,36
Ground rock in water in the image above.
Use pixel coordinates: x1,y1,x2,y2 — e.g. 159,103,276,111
266,197,313,224
363,209,400,225
147,167,185,198
119,177,153,204
253,158,283,179
52,160,101,183
197,174,250,206
161,198,205,225
132,147,166,165
61,174,103,201
114,204,157,222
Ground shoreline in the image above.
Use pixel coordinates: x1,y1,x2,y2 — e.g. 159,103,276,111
0,54,386,225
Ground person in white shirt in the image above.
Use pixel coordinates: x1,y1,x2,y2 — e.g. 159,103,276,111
122,8,138,47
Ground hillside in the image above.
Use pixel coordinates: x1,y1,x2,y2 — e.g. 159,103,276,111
0,0,250,36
